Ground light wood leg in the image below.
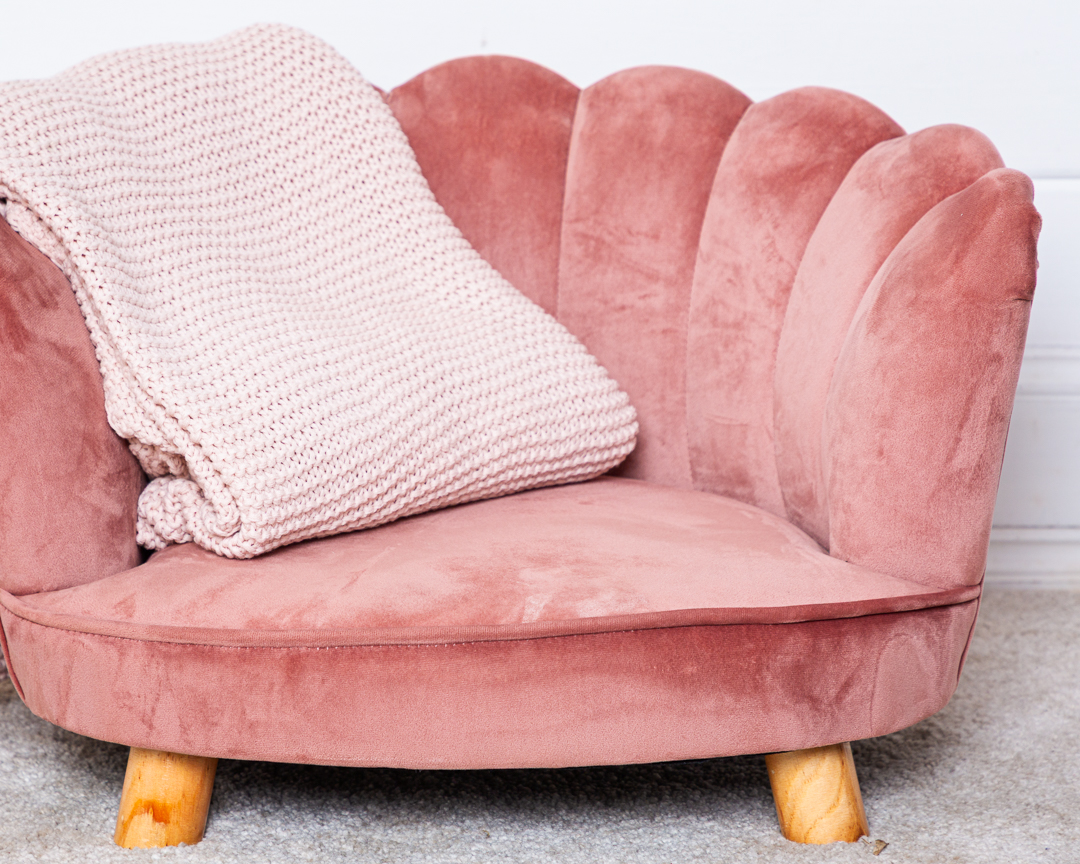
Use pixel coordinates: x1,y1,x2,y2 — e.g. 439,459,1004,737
114,747,218,848
764,742,869,844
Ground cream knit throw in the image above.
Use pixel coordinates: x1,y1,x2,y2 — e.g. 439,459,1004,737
0,25,637,558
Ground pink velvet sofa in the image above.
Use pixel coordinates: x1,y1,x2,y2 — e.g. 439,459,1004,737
0,55,1039,848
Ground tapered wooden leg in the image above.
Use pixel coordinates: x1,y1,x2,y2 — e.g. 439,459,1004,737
764,742,869,844
114,747,218,848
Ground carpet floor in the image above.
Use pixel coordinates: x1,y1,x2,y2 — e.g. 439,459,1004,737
1,588,1077,863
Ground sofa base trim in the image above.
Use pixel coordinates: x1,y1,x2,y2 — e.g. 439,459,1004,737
1,599,979,770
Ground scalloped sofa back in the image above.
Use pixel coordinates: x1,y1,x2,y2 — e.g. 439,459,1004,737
0,55,1039,849
0,57,1038,597
391,57,1037,595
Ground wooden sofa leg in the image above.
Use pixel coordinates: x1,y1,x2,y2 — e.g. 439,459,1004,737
114,747,218,848
764,742,869,844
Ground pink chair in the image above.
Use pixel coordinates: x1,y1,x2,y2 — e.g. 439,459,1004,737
0,55,1039,848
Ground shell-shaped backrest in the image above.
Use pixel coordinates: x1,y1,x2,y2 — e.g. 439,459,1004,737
387,56,578,317
393,57,1040,590
825,169,1038,589
0,58,1037,596
685,88,903,516
555,67,751,486
774,125,1005,546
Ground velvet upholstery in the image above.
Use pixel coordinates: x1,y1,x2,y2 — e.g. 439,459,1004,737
826,169,1039,590
1,590,978,768
774,126,1005,545
556,67,751,488
0,218,144,597
685,89,903,514
8,479,959,636
0,57,1039,776
387,57,579,315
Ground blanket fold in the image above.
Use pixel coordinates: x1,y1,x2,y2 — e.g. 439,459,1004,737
0,24,637,558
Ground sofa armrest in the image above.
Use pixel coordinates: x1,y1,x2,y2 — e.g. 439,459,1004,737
0,217,144,596
825,169,1040,591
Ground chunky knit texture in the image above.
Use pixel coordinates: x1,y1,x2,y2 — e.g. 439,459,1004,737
0,25,637,558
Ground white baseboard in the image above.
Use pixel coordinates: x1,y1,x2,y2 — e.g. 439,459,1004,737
985,527,1080,588
988,344,1080,588
993,347,1080,526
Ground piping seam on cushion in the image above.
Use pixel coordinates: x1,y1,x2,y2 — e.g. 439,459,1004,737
0,585,981,650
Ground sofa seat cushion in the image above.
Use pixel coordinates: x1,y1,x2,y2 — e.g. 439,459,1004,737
0,477,979,768
12,478,956,639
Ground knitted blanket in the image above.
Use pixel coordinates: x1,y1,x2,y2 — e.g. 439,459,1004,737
0,25,637,558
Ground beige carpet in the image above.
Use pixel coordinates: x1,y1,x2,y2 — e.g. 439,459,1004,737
1,588,1077,863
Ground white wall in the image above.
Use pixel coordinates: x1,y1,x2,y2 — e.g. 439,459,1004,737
4,1,1076,175
4,1,1079,582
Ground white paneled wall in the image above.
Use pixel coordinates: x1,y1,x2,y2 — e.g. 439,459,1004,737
988,179,1080,586
3,1,1079,583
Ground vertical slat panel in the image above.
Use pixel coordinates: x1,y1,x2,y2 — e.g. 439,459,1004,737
388,56,579,315
557,67,750,487
685,89,902,515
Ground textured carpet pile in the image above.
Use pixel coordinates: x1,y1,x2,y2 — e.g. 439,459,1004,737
1,588,1076,863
